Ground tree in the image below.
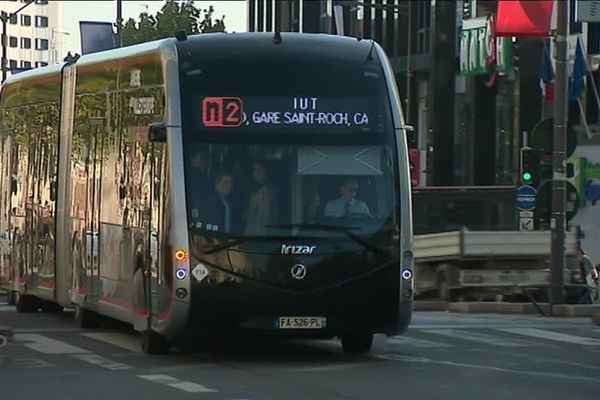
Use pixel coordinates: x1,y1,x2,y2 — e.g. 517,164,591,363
121,0,226,47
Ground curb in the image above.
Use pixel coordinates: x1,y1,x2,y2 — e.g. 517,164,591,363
448,302,500,313
414,301,448,311
498,302,552,315
417,301,600,317
552,304,600,317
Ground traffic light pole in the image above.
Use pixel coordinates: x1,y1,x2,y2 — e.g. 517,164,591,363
550,0,569,306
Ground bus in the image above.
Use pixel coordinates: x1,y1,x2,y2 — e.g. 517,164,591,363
0,32,414,354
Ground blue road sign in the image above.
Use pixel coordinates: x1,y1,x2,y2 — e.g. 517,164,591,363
516,185,537,211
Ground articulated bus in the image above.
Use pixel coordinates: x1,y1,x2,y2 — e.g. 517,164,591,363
0,32,413,354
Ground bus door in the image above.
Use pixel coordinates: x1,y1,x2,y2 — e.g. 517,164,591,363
85,117,104,302
147,139,169,320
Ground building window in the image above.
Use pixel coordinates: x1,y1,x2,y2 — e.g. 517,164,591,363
9,36,18,48
21,15,31,27
9,60,17,70
21,61,31,69
35,38,49,50
21,37,31,49
35,16,48,28
9,14,17,24
35,61,48,68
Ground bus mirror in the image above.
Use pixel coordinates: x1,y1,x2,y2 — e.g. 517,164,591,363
148,122,167,143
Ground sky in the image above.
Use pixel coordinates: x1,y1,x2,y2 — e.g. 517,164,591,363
60,0,247,55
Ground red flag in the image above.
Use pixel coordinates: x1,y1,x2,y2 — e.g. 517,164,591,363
496,0,554,37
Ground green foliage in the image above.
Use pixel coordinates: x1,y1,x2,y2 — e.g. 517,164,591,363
121,0,226,46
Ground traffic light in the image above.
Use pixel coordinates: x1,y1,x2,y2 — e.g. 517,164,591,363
520,146,538,186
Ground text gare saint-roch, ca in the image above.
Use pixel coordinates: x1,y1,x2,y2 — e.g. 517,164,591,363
242,97,370,127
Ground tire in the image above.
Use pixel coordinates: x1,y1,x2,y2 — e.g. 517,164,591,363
40,301,63,314
341,333,373,354
437,277,452,302
142,330,170,355
15,294,39,313
74,304,99,328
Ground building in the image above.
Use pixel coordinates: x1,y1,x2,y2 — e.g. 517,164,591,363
247,0,600,188
1,0,62,77
247,0,448,185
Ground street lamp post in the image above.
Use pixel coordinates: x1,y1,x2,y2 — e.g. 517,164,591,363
1,0,35,84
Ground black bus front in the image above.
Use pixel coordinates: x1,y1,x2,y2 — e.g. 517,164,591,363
176,33,412,353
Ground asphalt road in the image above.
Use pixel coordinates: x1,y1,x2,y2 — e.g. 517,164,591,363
1,299,600,400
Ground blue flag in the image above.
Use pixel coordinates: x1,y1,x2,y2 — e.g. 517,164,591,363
80,21,116,55
569,38,587,101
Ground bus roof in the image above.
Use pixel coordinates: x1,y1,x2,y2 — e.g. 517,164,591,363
2,32,379,88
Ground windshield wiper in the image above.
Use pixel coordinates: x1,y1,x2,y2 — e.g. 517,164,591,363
265,224,385,253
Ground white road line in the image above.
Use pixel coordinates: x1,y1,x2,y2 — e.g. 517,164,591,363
80,332,141,353
138,374,218,393
72,354,133,371
376,354,600,383
14,328,82,333
11,358,56,368
421,329,534,347
387,335,453,348
497,328,600,346
17,333,92,354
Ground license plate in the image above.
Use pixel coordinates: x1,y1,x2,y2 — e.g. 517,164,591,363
277,316,326,329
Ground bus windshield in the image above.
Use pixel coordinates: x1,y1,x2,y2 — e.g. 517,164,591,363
184,142,397,238
179,39,398,239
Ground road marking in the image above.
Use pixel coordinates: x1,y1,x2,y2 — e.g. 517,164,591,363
17,334,92,354
421,329,534,347
497,328,600,346
72,354,133,371
138,374,218,393
387,335,453,348
14,328,82,333
11,358,56,368
80,332,141,353
376,354,600,383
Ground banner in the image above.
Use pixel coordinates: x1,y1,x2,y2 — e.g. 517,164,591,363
460,16,512,76
80,21,116,55
496,0,553,37
575,0,600,23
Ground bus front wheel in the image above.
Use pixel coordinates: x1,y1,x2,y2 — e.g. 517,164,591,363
142,330,170,355
341,333,373,354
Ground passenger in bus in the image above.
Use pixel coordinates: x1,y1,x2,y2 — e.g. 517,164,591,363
199,172,234,233
244,160,279,235
323,178,371,218
188,145,213,220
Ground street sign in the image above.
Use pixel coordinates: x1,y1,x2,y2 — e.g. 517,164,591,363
519,217,534,231
515,185,537,211
519,210,534,218
530,118,577,159
535,181,579,224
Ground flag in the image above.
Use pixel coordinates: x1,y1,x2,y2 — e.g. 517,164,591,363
80,21,116,55
496,0,554,37
569,38,587,101
540,41,555,102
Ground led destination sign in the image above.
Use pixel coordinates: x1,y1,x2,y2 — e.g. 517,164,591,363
199,96,387,133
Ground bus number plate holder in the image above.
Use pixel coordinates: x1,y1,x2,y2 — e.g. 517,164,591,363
277,317,326,329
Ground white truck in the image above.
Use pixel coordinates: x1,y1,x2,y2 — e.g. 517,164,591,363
413,228,579,301
411,186,581,301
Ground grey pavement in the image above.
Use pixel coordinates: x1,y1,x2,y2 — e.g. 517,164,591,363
1,300,600,400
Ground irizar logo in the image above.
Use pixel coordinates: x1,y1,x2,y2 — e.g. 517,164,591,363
281,244,316,255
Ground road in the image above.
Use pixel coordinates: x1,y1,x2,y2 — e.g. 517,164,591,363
1,299,600,400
